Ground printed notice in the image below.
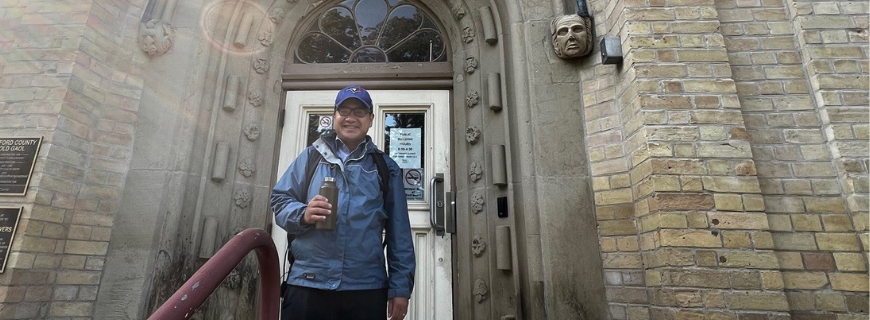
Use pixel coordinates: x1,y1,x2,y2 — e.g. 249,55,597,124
0,207,21,273
0,137,42,196
402,168,424,201
389,128,421,169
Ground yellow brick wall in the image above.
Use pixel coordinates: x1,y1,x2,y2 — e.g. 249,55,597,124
590,0,867,317
0,1,146,318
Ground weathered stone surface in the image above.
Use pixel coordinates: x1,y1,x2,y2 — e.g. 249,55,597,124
649,194,715,211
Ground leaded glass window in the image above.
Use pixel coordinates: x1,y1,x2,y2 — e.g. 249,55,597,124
295,0,446,63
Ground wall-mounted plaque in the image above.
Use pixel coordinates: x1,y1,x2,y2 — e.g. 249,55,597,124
0,207,22,273
0,137,42,196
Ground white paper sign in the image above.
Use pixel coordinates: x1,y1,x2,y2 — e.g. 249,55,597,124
389,128,421,169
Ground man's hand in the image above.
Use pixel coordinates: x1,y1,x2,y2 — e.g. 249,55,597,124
302,195,332,225
388,297,409,320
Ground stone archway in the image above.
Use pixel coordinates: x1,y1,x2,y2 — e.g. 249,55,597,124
94,0,607,319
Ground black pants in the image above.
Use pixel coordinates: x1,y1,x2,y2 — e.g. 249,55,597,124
281,285,387,320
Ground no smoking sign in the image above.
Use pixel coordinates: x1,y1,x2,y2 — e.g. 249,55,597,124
319,116,332,129
404,169,422,186
402,168,424,200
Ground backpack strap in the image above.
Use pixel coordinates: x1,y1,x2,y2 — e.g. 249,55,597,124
373,152,390,199
303,148,324,198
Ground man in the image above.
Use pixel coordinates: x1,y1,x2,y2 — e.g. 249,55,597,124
271,85,415,320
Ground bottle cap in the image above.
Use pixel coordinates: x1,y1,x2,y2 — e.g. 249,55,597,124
324,177,335,182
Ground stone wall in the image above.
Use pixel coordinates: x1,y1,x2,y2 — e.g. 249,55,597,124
588,0,868,317
0,0,146,318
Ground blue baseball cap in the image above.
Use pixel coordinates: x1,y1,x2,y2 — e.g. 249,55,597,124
335,85,373,111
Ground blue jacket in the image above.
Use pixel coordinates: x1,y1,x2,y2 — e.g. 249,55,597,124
270,132,415,299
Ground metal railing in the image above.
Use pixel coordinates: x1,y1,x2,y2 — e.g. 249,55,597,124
147,228,280,320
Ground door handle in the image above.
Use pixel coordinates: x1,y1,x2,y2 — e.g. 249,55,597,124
429,174,445,235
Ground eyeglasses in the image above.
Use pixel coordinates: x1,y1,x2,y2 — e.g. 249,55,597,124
337,107,371,117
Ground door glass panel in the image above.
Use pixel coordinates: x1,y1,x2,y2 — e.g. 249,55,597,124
306,114,333,146
384,113,425,201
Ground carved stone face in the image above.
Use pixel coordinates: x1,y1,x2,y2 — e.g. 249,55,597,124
551,15,592,59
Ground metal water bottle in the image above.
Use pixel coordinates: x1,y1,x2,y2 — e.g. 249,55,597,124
315,177,338,230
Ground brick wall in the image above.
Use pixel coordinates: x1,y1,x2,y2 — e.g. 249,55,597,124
591,0,868,316
0,1,145,318
591,0,805,316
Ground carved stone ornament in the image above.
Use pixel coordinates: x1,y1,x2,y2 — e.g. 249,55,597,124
138,20,175,57
269,7,285,23
253,57,270,74
245,122,260,141
452,6,466,20
470,162,482,182
234,189,252,208
248,90,262,107
462,26,474,43
466,91,479,107
239,158,255,177
466,126,480,144
471,192,484,213
464,57,478,74
551,14,594,59
471,235,486,257
474,279,488,303
258,25,274,47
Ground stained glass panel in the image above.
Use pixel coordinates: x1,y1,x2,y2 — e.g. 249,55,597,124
294,0,446,63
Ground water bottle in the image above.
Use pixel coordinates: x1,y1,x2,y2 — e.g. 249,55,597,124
315,177,338,230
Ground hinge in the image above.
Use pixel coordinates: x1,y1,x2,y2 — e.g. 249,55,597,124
278,109,285,128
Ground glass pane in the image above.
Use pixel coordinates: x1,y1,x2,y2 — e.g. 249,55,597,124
380,5,421,50
339,0,355,8
386,30,443,62
355,0,388,46
319,7,358,49
297,33,350,63
384,113,425,201
295,0,447,63
307,114,334,146
351,47,387,63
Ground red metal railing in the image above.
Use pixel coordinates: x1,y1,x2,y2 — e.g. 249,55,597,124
148,228,280,320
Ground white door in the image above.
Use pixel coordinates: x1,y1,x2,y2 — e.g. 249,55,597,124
273,90,453,320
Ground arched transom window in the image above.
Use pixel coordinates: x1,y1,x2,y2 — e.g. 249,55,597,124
295,0,447,63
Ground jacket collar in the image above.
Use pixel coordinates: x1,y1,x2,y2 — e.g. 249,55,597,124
313,130,382,170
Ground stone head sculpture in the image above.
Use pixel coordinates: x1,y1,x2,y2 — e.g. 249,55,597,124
551,14,593,59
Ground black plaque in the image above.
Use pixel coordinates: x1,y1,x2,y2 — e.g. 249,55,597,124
0,137,42,196
0,207,21,273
